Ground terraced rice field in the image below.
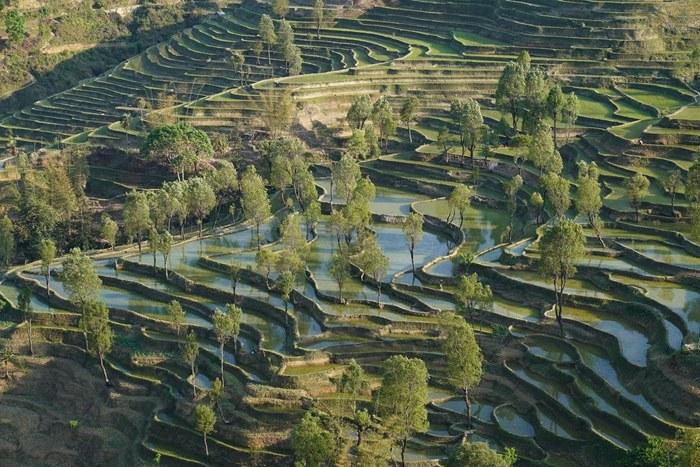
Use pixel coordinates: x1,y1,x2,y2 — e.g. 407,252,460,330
1,0,700,465
2,165,698,464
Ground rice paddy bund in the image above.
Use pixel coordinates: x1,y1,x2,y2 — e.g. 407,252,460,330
0,0,699,466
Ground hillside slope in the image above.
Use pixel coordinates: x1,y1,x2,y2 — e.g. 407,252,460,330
0,0,698,151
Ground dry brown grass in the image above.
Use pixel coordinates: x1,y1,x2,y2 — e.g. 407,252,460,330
0,354,157,467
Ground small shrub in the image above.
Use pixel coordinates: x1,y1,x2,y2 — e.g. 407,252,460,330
493,324,508,340
452,246,476,271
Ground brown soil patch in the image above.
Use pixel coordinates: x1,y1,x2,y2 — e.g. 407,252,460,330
0,354,157,467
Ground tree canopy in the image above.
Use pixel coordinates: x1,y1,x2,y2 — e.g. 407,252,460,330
446,441,516,467
441,312,483,424
141,124,213,180
539,219,585,336
374,355,429,466
291,411,336,467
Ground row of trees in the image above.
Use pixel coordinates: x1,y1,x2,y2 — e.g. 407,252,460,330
59,248,113,384
258,15,303,75
173,298,242,456
270,0,327,38
326,151,391,304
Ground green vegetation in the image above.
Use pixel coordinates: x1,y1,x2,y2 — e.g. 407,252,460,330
0,1,699,466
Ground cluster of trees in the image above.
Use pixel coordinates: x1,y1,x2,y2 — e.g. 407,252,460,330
0,149,92,266
495,51,577,147
255,212,312,319
431,52,577,183
621,430,700,467
345,95,399,156
61,247,113,385
119,158,239,265
613,160,700,237
289,313,512,467
436,98,493,166
0,120,307,278
257,13,303,76
326,152,392,304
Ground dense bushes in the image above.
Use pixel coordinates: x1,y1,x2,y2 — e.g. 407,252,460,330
51,4,128,45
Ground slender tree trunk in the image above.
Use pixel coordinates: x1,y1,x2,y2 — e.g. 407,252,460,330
508,220,513,242
557,302,564,337
401,438,407,467
203,433,209,456
408,124,412,143
556,277,566,337
217,401,230,424
409,246,415,274
99,353,110,385
191,363,197,398
27,319,33,356
212,205,220,230
589,214,606,248
45,272,50,299
220,341,225,387
83,320,89,354
464,386,472,426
